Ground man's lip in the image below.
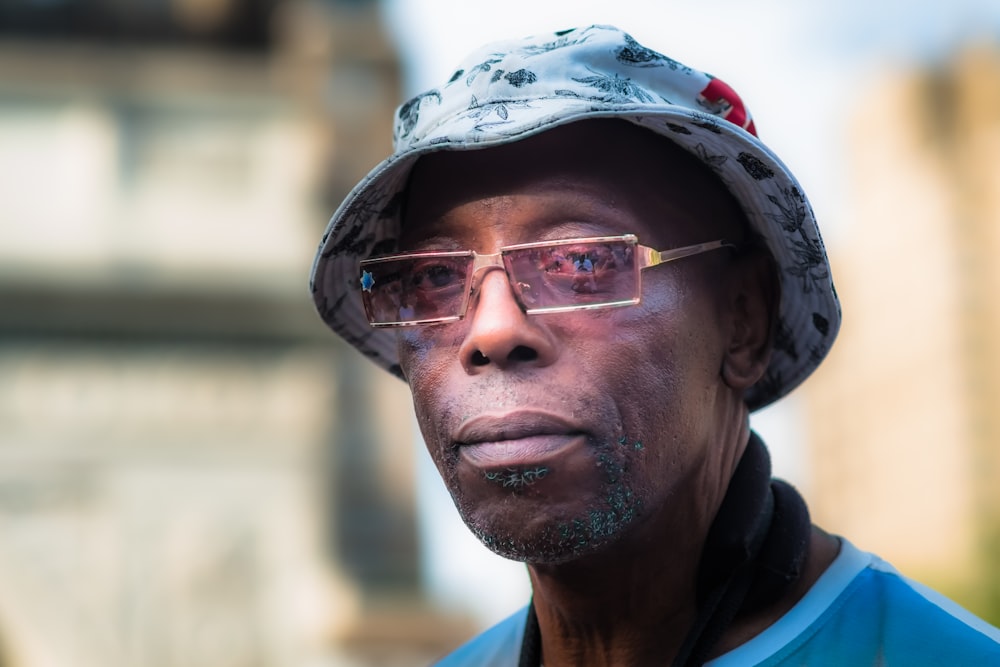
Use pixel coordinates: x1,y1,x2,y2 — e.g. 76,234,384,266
460,434,585,468
454,410,585,445
454,410,587,469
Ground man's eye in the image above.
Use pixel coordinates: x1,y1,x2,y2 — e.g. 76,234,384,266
410,262,462,289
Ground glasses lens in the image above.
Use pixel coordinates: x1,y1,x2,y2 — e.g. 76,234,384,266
504,239,639,311
361,253,473,324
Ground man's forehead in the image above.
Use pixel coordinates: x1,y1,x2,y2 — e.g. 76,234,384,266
399,119,745,247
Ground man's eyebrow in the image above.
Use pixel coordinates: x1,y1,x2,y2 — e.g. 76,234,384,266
532,218,631,239
402,235,465,251
400,211,634,250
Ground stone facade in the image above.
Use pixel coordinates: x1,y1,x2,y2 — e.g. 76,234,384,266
0,2,469,664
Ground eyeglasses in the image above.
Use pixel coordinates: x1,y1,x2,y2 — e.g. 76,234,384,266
359,234,734,327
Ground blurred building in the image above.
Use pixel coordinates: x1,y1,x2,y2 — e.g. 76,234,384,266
0,1,472,665
805,43,1000,623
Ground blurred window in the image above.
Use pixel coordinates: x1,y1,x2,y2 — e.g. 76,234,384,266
0,0,277,51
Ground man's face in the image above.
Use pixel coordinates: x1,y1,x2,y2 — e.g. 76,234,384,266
395,120,746,564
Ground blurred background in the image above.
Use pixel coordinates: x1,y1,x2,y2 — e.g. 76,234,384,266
0,0,998,665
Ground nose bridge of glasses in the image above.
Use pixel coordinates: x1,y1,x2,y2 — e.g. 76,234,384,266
470,251,505,273
468,251,508,291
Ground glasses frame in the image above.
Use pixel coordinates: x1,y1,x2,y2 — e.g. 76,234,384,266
359,234,734,327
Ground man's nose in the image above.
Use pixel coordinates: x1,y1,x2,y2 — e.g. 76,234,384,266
458,268,558,372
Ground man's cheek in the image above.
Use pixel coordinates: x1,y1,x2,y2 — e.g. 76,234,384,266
398,329,463,382
396,330,430,378
410,385,443,444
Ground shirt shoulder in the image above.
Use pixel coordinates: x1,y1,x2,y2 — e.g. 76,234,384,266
432,606,528,667
709,538,1000,667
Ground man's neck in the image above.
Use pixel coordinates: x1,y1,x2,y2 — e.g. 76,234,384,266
527,516,707,666
524,429,745,667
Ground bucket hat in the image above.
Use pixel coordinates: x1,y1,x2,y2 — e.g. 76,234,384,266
309,24,840,410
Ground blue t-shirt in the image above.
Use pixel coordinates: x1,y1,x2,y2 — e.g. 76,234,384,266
434,539,1000,666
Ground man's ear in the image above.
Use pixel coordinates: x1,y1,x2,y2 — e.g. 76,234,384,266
721,248,779,391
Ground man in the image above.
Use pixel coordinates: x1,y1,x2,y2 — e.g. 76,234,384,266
311,25,1000,666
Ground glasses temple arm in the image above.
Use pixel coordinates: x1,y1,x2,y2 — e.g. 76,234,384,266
639,239,735,269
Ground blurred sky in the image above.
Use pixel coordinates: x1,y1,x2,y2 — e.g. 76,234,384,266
377,0,1000,628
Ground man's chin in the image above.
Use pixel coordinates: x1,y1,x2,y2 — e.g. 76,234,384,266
475,532,615,565
443,444,643,563
460,500,643,565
